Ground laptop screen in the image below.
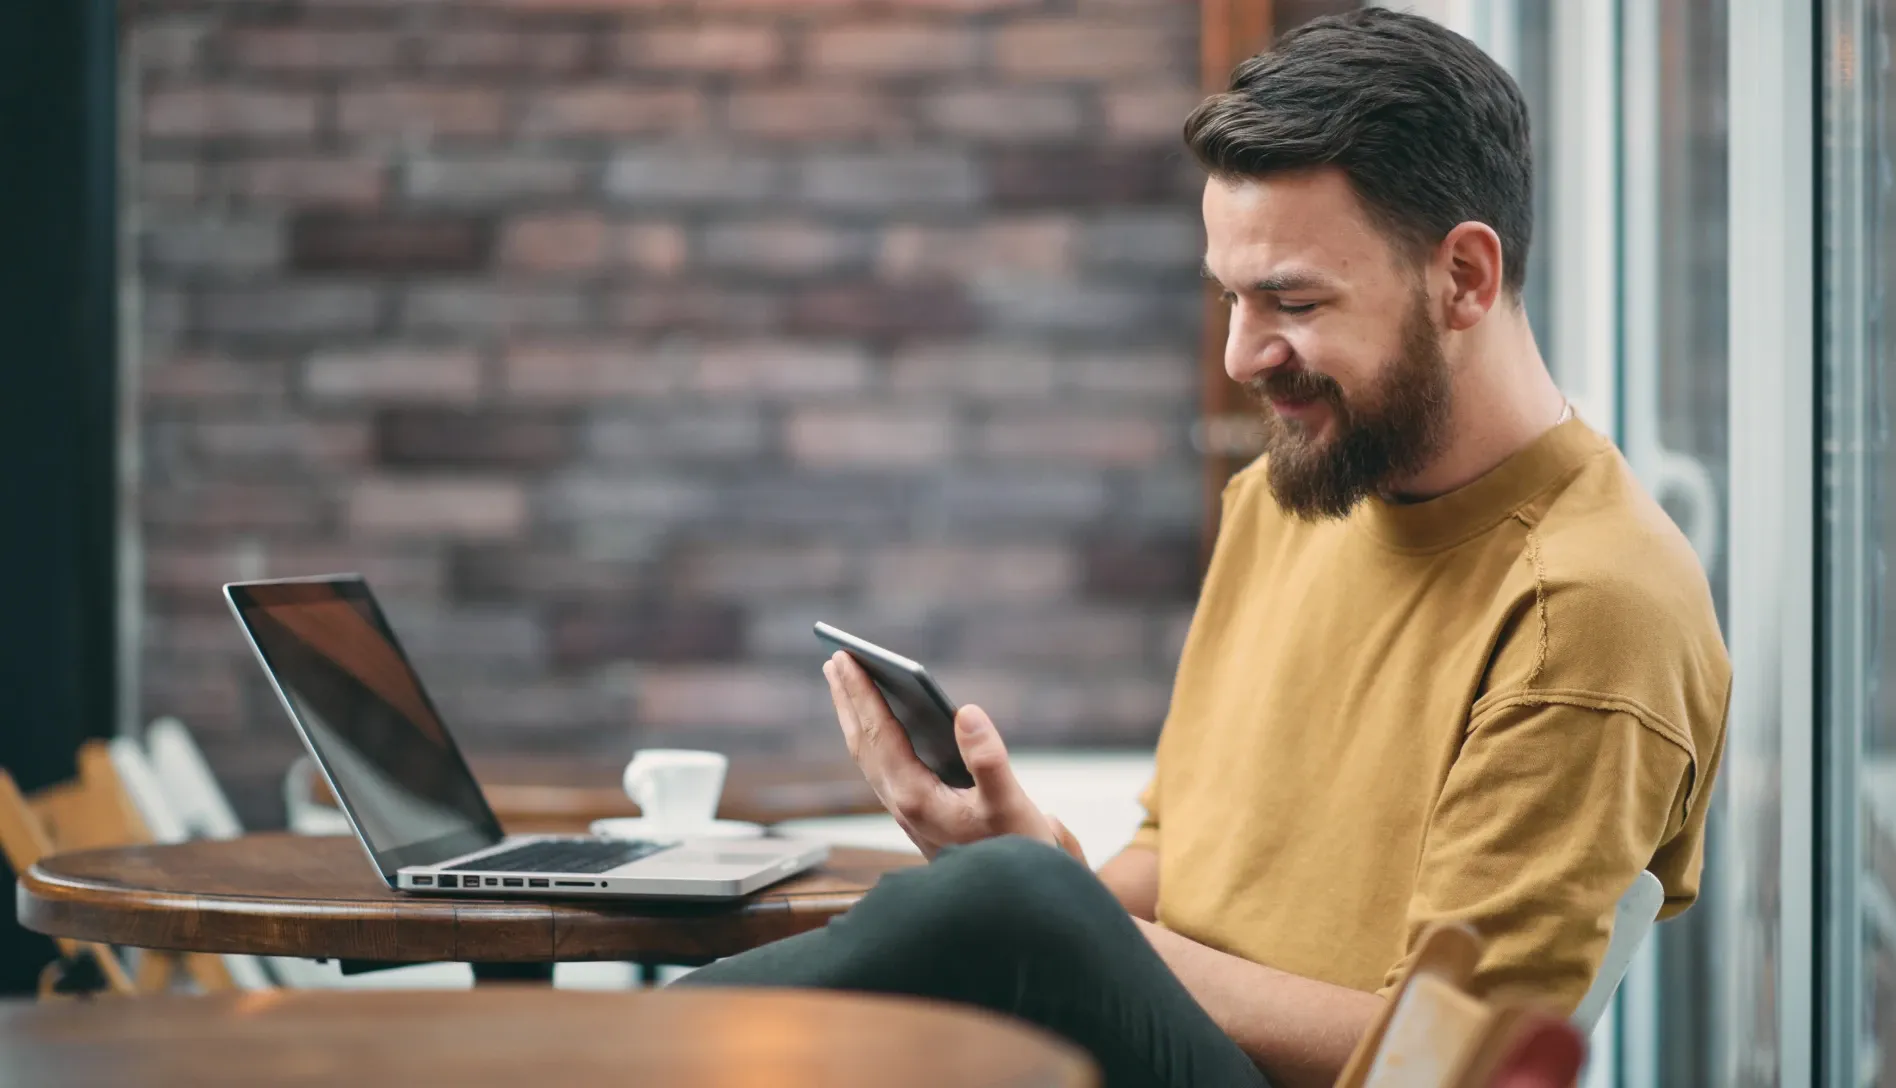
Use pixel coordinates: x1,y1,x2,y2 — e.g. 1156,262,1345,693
226,576,504,878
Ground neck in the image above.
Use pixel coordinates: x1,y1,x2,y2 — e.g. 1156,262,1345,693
1384,305,1566,503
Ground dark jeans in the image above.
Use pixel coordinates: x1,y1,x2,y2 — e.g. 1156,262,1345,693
679,836,1270,1088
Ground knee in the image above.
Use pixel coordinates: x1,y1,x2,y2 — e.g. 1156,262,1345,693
867,836,1111,950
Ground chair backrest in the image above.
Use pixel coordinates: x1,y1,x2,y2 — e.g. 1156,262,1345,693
1337,924,1587,1088
1569,870,1665,1032
143,717,244,840
0,754,137,996
283,754,354,836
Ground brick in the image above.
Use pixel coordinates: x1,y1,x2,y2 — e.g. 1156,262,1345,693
142,355,293,407
726,88,902,140
503,341,684,401
550,604,747,665
1059,347,1197,399
865,545,1078,605
805,25,977,75
618,26,783,73
995,20,1187,80
184,419,375,474
789,283,977,337
404,155,586,206
604,149,781,205
1079,210,1203,272
613,286,781,332
375,409,573,469
619,222,690,275
1124,466,1203,529
196,285,381,338
1103,85,1204,140
432,683,631,743
947,608,1148,664
143,483,333,536
692,341,871,394
304,348,483,404
141,668,244,732
926,89,1084,141
418,29,592,73
669,541,850,597
257,547,447,602
784,406,958,468
542,475,717,525
521,86,705,137
877,217,1075,280
633,667,828,729
586,408,767,462
498,212,611,273
141,217,283,275
1081,535,1198,600
797,151,981,210
701,219,872,277
720,474,913,532
400,284,590,333
138,161,202,205
131,21,211,72
450,548,645,603
978,413,1170,464
349,478,528,538
225,158,387,208
889,341,1059,398
987,147,1193,207
971,276,1199,337
337,87,507,138
145,87,319,140
289,214,492,273
224,28,401,71
376,604,548,667
930,471,1109,524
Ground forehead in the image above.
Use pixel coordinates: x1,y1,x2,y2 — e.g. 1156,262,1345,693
1200,169,1401,286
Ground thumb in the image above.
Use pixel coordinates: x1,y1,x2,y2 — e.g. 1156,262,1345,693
954,705,1033,814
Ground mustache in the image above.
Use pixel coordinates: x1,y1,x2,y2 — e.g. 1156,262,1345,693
1245,368,1344,407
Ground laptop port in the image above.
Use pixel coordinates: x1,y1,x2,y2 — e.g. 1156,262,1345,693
503,878,524,887
413,875,434,886
528,878,549,888
553,880,595,888
437,875,456,888
486,878,500,887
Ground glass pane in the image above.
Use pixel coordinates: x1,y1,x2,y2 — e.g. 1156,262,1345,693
1822,2,1896,1084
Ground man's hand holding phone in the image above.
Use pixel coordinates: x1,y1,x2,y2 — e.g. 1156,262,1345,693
822,651,1085,864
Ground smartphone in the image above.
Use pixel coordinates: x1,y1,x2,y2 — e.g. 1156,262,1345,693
812,621,975,789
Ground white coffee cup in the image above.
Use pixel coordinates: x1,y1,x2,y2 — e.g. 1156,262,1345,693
622,749,728,839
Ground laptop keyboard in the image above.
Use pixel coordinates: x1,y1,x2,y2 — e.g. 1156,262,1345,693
446,838,668,875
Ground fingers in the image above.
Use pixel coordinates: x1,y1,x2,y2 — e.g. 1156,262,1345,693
953,704,1037,822
826,653,950,833
822,659,862,761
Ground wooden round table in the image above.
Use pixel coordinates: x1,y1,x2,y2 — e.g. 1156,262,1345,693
0,989,1096,1087
18,834,919,979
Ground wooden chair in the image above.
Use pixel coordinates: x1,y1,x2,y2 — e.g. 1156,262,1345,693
1336,924,1587,1088
0,741,237,997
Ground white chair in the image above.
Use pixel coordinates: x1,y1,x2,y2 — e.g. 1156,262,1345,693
282,755,355,837
136,721,478,991
106,737,275,991
144,717,243,840
1571,870,1665,1032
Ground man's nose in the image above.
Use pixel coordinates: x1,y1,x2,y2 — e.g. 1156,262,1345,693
1226,335,1292,385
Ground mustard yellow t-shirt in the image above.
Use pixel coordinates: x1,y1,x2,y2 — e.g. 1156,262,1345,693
1134,417,1729,1011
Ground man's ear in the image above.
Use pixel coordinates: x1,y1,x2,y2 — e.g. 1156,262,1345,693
1437,221,1505,331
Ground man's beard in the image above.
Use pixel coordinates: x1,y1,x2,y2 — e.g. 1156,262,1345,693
1247,290,1453,521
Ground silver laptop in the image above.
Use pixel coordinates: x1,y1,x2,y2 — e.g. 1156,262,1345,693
225,574,828,899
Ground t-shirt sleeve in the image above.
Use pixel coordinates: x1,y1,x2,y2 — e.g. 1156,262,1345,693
1379,697,1696,1012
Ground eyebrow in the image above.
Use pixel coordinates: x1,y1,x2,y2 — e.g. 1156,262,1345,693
1199,260,1333,293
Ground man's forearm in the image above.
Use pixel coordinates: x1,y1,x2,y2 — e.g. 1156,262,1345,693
1133,917,1383,1088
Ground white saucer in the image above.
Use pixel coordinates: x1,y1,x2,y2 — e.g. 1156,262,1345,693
590,817,765,841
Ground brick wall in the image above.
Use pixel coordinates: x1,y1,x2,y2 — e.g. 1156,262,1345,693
127,0,1208,821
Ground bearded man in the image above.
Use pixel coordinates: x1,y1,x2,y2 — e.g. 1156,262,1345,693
679,11,1731,1088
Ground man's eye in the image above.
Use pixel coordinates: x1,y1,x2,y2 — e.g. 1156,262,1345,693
1278,301,1319,315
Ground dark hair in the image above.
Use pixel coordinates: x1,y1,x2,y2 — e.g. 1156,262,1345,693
1183,9,1534,296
